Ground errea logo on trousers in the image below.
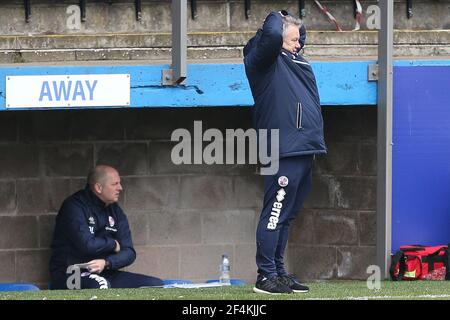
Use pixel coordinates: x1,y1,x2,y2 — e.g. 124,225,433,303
267,188,287,230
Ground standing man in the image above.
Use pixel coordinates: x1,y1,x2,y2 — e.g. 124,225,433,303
243,11,326,294
50,165,163,289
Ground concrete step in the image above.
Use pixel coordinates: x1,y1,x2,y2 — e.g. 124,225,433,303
2,30,450,50
2,45,450,64
0,47,244,64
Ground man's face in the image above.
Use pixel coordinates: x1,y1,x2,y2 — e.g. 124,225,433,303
282,25,301,54
96,169,123,205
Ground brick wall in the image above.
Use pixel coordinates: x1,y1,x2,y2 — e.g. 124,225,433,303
0,106,376,287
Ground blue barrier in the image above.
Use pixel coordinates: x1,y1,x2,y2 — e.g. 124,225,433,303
0,61,377,110
0,60,449,111
163,279,194,285
206,279,246,286
392,65,450,252
0,283,40,292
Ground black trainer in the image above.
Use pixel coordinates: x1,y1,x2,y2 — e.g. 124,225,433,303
278,274,309,293
253,276,293,294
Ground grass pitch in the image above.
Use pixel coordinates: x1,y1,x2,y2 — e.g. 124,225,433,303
1,281,450,300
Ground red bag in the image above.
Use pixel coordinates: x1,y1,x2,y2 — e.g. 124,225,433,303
390,245,450,281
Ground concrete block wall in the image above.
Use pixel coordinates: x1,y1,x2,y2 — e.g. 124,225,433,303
288,107,377,280
0,106,376,287
1,0,449,63
0,0,449,35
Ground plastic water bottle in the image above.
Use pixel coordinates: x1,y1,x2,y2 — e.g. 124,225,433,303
219,254,231,285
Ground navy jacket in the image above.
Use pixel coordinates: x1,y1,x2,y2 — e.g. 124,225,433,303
243,12,327,158
50,185,136,278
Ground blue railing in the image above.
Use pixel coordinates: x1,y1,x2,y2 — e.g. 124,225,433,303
2,60,450,111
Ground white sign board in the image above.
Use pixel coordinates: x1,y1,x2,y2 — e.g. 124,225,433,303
6,74,130,108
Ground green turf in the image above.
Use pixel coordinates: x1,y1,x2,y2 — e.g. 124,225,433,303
1,281,450,300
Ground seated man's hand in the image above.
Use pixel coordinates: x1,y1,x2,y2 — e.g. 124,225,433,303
114,240,121,253
86,259,107,274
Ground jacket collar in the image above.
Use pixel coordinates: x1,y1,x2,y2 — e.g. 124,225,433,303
84,184,107,208
281,49,310,66
280,48,299,59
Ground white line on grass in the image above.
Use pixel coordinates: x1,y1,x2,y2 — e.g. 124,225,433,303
308,294,450,300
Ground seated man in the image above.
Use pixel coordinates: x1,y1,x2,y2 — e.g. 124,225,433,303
49,164,163,289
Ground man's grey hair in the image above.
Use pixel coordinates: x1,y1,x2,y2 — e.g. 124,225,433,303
282,15,302,38
87,165,114,187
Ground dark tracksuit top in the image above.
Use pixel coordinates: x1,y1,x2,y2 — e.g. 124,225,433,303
243,11,326,157
50,185,136,280
243,12,327,278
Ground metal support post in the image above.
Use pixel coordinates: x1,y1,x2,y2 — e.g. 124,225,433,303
377,0,394,280
24,0,31,23
162,0,187,85
299,0,306,18
80,0,86,22
135,0,142,21
245,0,251,19
191,0,198,20
407,0,413,19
